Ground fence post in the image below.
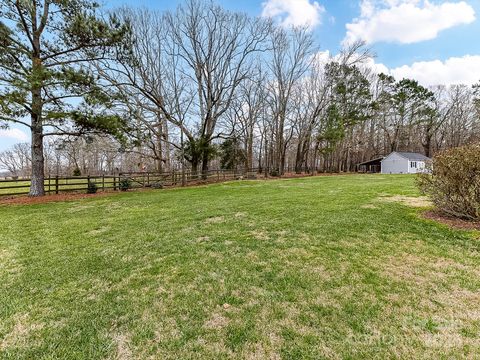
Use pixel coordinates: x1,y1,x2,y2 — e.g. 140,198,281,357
55,176,59,195
87,175,90,192
102,175,105,191
113,175,117,191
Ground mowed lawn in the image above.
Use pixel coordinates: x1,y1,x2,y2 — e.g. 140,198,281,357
0,175,479,359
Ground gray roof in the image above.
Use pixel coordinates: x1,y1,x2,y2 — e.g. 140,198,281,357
357,156,384,166
396,152,431,161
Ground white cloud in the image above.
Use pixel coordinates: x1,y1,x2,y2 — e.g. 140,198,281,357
313,50,331,64
388,55,480,86
0,128,29,142
344,0,475,44
262,0,326,29
367,55,480,87
364,57,390,74
310,49,480,87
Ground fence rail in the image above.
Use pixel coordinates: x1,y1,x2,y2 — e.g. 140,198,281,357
0,167,316,197
0,175,119,196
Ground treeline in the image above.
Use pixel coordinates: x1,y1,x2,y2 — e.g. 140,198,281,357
1,0,479,192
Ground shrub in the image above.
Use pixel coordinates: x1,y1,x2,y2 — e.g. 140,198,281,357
87,181,98,194
73,168,81,176
269,168,279,177
151,182,163,189
119,177,132,191
417,144,480,220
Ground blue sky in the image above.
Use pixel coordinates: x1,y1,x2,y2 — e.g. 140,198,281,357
2,0,480,151
104,0,480,67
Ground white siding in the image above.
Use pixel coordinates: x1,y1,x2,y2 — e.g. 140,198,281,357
381,153,409,174
408,161,426,174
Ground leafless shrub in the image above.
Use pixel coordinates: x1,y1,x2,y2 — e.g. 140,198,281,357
417,144,480,220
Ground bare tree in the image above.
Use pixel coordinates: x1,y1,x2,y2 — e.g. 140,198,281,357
267,27,315,174
166,0,271,174
0,143,31,177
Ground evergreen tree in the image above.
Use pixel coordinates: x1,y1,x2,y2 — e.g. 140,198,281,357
0,0,129,196
220,138,246,170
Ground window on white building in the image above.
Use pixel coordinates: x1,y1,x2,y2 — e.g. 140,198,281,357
410,161,417,168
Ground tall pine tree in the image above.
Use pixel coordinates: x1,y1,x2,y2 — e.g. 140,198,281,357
0,0,129,196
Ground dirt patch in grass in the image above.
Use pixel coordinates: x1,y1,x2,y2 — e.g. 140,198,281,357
205,216,225,224
435,286,480,321
360,204,378,209
379,195,432,208
250,230,270,241
423,210,480,231
111,333,132,360
0,248,21,271
382,251,478,286
234,212,247,218
244,343,281,360
196,236,211,243
0,313,44,350
379,251,480,353
382,253,438,286
87,226,111,236
421,286,480,351
204,311,230,330
0,249,9,266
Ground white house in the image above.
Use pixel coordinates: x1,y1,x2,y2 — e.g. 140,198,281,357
381,152,431,174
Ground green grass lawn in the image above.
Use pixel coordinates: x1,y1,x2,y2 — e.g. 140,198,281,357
1,174,479,359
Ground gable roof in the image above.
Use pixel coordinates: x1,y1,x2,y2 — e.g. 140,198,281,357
395,152,431,161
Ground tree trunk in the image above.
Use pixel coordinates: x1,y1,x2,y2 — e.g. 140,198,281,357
423,123,432,158
29,118,45,196
163,120,170,171
155,157,163,173
258,133,264,173
246,127,253,171
423,136,432,158
29,51,45,196
294,140,303,173
191,160,198,176
201,152,209,180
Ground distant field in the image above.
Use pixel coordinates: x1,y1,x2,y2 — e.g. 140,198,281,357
0,177,113,195
0,175,479,359
0,180,31,195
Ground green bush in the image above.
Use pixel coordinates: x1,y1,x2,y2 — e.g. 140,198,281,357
119,178,132,192
73,168,81,176
417,144,480,220
87,181,98,194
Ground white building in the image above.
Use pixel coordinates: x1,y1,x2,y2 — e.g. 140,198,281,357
381,152,431,174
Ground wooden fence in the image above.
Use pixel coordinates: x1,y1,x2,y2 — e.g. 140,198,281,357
0,175,118,196
0,167,288,197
